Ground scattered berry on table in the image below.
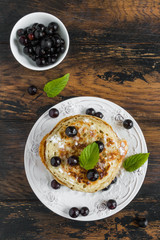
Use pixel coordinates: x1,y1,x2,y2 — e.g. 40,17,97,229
27,85,37,95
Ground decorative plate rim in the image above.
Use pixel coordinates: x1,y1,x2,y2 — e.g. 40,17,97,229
24,96,148,221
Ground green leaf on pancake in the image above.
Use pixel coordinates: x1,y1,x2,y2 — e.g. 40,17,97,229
79,142,99,170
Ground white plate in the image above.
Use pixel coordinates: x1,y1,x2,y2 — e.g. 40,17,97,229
24,96,148,221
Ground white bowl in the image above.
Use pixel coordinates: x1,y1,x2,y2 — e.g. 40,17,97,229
10,12,70,71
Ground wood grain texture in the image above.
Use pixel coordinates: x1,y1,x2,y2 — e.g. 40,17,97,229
0,199,160,240
0,0,160,239
1,0,160,44
0,44,160,121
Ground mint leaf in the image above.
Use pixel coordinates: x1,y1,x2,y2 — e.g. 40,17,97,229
123,153,150,172
79,142,99,170
44,73,70,98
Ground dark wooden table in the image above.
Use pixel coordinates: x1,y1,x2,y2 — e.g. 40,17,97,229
1,1,160,239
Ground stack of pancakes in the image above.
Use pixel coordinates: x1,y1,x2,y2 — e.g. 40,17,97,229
39,115,128,192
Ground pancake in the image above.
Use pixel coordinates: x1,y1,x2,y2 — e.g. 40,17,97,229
39,114,128,192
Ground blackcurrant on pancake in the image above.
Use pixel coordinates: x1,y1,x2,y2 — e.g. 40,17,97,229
39,115,128,193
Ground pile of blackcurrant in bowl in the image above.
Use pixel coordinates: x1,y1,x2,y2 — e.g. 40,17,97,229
17,22,65,67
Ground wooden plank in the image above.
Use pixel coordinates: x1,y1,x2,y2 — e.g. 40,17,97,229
0,44,160,121
0,199,159,240
0,1,160,239
1,0,160,44
0,120,37,200
0,120,160,200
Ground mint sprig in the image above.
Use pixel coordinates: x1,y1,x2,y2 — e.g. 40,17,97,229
79,142,99,170
123,153,150,172
44,73,70,97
